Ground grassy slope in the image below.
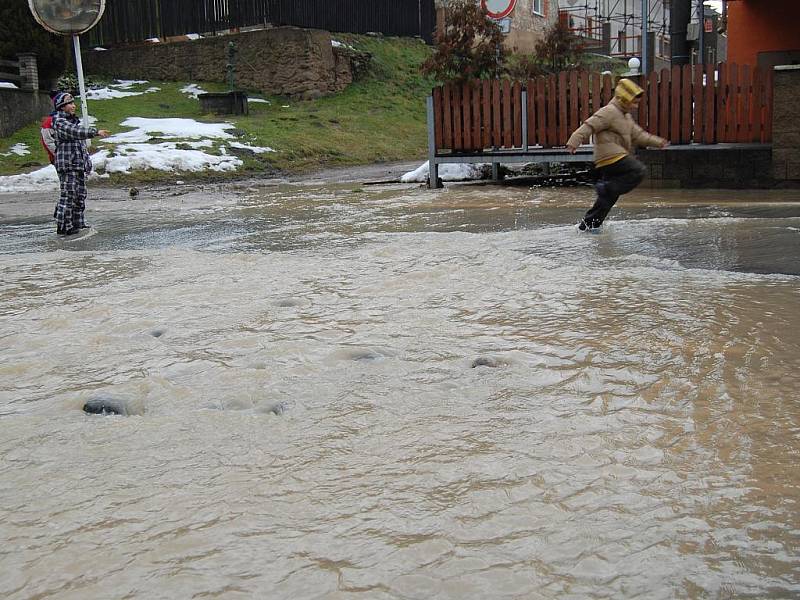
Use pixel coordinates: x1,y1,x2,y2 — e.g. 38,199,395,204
0,34,433,182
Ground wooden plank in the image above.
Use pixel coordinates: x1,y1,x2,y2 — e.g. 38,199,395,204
547,74,557,147
648,71,659,138
452,84,463,150
569,71,579,136
433,86,443,151
512,81,522,148
536,77,546,147
702,65,715,144
716,62,728,143
558,71,568,144
579,71,590,122
442,84,453,150
727,64,739,143
693,64,704,143
602,72,613,106
502,79,512,147
750,66,761,143
763,67,774,143
670,65,681,142
527,79,537,146
461,82,472,150
472,81,481,149
681,65,692,143
659,68,670,139
638,74,648,128
482,79,492,148
591,71,601,115
493,79,502,147
739,64,752,143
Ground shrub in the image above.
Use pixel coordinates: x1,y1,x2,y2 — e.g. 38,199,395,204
421,0,506,83
533,19,586,73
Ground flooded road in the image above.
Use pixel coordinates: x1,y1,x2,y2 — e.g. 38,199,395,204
1,177,799,599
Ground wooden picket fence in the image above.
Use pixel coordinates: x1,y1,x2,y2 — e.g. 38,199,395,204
432,63,773,153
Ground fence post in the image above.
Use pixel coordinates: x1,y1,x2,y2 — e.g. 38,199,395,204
426,95,441,189
16,53,39,91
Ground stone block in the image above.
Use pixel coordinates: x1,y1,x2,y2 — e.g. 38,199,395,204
772,156,788,181
723,165,743,181
198,91,248,115
772,131,800,151
653,178,682,189
648,163,663,180
787,159,800,181
639,148,665,164
662,162,692,180
691,161,714,180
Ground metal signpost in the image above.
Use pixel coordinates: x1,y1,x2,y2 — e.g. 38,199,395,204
27,0,107,124
641,0,649,74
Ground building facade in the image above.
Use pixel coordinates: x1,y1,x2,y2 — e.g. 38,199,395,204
724,0,800,67
435,0,559,54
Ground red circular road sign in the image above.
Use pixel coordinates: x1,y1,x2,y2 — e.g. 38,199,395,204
481,0,517,19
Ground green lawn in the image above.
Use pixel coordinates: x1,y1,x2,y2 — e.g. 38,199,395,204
0,35,434,183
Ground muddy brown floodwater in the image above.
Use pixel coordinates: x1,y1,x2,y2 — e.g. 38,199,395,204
1,174,799,599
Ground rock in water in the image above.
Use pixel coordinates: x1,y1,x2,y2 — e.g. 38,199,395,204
83,396,129,416
471,356,501,368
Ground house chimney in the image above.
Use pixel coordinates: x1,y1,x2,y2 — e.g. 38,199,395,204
670,0,692,65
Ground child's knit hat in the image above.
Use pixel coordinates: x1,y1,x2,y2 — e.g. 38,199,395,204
53,92,75,110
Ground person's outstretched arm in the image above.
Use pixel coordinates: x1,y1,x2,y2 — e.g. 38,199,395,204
566,111,609,154
53,115,109,141
632,123,669,148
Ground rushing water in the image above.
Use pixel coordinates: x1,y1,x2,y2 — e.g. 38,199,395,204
1,177,799,599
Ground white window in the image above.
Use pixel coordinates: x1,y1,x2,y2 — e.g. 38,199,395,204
532,0,544,16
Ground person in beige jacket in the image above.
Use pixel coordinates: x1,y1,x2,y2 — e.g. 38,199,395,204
566,78,668,231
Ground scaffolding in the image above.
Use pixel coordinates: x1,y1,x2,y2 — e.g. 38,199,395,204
558,0,672,61
560,1,716,65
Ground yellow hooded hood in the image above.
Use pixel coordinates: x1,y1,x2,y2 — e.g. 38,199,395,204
614,78,644,105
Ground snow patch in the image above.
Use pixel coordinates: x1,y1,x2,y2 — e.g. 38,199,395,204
402,161,488,183
0,143,31,157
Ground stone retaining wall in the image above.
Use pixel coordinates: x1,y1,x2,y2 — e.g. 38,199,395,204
81,27,355,100
639,144,776,189
771,65,800,185
0,89,52,138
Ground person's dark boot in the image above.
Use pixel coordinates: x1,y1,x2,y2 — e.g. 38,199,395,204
577,218,602,232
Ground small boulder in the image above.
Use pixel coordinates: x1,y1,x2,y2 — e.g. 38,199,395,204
83,396,130,416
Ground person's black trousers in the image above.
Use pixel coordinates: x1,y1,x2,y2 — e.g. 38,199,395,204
583,156,647,227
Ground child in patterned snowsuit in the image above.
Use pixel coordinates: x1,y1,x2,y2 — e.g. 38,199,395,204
51,92,110,235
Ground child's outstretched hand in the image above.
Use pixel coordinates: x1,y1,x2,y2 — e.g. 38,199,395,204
566,143,578,154
97,130,111,138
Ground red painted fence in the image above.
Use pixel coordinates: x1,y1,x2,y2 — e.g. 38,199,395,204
432,63,773,152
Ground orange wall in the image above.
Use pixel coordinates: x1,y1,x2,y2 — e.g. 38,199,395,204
728,0,800,65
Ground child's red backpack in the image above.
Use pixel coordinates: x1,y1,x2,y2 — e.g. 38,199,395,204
40,114,56,164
